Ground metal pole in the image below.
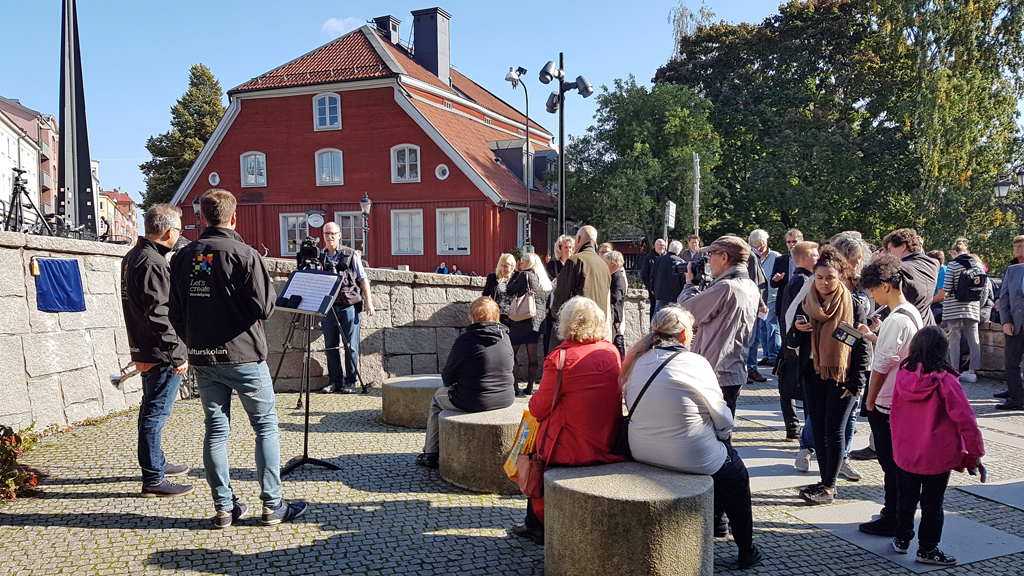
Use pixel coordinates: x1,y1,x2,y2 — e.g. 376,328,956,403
693,152,701,237
558,52,566,237
362,213,369,264
524,81,531,248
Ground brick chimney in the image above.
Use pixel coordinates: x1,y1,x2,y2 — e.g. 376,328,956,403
373,15,401,44
411,7,451,87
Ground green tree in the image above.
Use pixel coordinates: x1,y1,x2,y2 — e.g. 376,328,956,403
564,77,722,244
140,64,226,208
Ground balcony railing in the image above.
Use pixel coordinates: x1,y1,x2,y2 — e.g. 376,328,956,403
37,139,51,160
40,171,52,190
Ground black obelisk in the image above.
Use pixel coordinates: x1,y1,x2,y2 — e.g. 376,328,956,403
57,0,98,234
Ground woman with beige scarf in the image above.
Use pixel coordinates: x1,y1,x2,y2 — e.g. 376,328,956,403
791,246,861,504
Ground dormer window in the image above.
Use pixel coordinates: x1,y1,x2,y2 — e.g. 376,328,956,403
240,152,267,187
391,144,420,183
313,93,341,131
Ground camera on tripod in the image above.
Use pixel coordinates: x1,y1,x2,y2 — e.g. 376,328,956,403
295,236,321,270
675,255,714,290
12,167,28,186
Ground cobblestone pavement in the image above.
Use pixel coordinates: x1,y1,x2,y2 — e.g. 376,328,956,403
3,376,1024,575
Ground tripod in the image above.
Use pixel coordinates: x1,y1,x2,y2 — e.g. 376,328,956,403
280,312,341,476
4,168,52,235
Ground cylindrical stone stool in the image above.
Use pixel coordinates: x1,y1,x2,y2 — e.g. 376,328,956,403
381,375,443,429
438,404,523,494
545,462,714,576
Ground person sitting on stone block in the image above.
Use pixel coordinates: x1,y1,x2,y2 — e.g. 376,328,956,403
416,296,515,469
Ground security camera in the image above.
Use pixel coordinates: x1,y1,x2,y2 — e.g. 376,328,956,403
539,61,561,84
576,75,594,98
545,91,560,114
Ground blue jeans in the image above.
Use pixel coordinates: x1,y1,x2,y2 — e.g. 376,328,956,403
762,308,781,361
193,362,282,511
321,305,360,386
746,318,764,371
138,365,181,485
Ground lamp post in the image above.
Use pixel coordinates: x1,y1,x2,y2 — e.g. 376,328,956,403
191,196,201,236
539,53,594,236
505,66,532,250
993,169,1024,235
359,191,372,265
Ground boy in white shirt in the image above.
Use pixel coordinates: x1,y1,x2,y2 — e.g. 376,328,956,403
856,254,922,537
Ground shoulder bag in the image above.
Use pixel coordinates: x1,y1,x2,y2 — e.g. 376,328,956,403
516,348,565,498
611,349,684,458
508,272,537,322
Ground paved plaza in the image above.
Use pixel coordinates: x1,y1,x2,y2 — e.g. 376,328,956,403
3,375,1024,576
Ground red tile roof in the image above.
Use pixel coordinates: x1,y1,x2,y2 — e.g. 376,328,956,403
449,69,549,137
412,99,554,209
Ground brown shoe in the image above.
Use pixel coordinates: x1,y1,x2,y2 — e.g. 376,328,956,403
748,370,767,382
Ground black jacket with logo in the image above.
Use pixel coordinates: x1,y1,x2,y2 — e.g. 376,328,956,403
169,227,276,365
121,238,187,367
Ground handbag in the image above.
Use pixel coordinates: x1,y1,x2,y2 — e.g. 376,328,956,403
611,349,684,458
516,348,565,498
508,273,537,322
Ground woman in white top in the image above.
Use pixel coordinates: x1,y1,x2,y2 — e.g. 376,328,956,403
620,305,761,570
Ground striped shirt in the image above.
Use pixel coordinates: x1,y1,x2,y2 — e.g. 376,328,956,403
941,257,985,321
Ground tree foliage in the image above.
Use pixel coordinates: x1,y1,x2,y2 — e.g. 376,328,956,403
140,64,225,208
564,77,722,244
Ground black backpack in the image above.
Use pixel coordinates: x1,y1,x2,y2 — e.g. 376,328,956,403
953,255,987,302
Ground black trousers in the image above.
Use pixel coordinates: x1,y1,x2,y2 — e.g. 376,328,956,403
1004,331,1024,404
867,409,900,518
524,497,543,531
896,468,950,550
803,373,856,489
722,385,742,419
713,443,755,555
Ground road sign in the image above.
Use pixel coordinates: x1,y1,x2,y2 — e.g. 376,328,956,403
665,201,676,229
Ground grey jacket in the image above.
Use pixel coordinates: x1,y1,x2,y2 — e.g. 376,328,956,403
999,264,1024,333
677,265,760,388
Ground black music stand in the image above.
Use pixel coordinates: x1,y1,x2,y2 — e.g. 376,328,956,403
276,269,344,476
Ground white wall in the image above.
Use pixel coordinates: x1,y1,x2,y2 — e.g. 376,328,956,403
0,114,41,224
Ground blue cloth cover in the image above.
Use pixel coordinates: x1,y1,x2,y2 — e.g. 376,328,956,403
35,258,86,312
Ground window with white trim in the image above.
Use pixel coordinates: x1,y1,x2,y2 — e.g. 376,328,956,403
436,208,470,255
313,93,341,130
333,211,365,254
280,213,308,256
316,149,344,185
391,209,423,255
391,144,420,183
240,152,267,187
517,212,530,247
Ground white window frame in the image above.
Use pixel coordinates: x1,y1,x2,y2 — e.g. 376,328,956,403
517,212,530,247
391,209,424,255
333,211,366,254
279,213,308,256
240,151,267,187
315,148,344,186
391,144,421,183
312,92,341,131
436,207,471,255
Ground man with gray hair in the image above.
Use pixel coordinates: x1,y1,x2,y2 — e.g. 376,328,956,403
552,225,611,320
746,229,780,380
121,204,193,498
651,240,686,314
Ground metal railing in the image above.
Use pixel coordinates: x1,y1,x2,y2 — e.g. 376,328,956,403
37,139,51,160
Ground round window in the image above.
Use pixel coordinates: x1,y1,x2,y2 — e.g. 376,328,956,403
208,172,221,186
435,164,450,180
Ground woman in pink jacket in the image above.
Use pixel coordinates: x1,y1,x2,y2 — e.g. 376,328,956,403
890,326,986,567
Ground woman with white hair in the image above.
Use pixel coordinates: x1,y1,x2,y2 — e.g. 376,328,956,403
621,305,761,569
603,250,628,359
510,296,627,545
483,253,517,325
505,253,554,395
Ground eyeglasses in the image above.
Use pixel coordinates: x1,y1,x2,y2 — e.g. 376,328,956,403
785,240,798,246
324,232,340,237
173,227,185,235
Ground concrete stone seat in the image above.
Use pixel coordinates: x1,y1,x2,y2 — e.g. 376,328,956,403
544,461,714,576
381,374,444,429
438,404,523,494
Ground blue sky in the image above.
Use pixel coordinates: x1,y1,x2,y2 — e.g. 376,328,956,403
0,0,906,204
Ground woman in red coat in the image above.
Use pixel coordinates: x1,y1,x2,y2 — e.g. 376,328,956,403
510,296,628,544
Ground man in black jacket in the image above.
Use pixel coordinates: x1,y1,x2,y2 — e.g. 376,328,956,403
417,297,515,468
883,228,940,327
778,241,819,440
650,240,685,313
121,204,193,499
638,238,665,321
170,189,305,529
770,229,803,320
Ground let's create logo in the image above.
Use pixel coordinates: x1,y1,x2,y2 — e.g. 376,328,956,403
192,253,214,275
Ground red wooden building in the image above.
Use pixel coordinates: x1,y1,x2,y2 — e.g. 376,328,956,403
171,8,556,275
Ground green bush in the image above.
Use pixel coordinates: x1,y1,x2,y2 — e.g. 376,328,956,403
1,423,40,501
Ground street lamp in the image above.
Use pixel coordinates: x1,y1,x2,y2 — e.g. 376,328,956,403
539,53,594,236
359,192,372,265
992,169,1024,234
191,196,201,235
505,66,533,250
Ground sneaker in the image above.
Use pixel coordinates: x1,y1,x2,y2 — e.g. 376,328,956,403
213,502,248,529
510,523,544,545
892,537,910,554
859,516,898,537
738,544,763,569
916,547,957,566
339,385,358,394
163,463,189,477
799,484,834,505
849,446,877,461
839,459,862,481
794,448,813,473
141,480,194,498
786,427,801,440
714,523,729,538
959,372,977,383
416,452,439,469
262,499,307,526
319,383,339,394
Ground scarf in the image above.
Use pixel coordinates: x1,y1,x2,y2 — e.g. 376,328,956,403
802,280,853,383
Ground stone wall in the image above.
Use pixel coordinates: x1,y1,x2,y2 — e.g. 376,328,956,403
0,232,136,431
264,259,652,390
